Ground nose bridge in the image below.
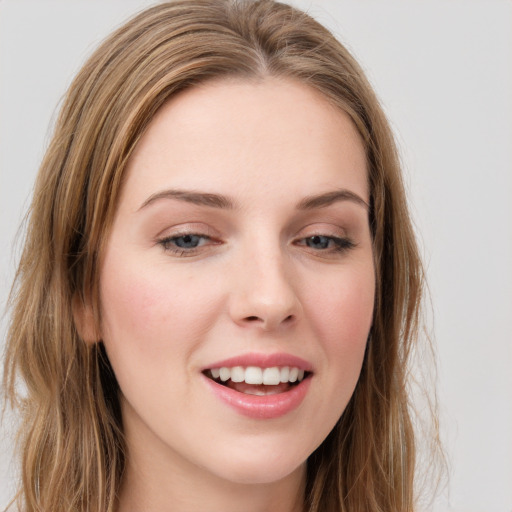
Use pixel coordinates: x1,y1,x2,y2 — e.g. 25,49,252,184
229,231,301,330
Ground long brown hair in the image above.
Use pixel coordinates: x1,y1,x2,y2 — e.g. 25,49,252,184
3,1,441,510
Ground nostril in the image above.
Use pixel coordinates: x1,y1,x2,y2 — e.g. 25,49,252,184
242,314,295,327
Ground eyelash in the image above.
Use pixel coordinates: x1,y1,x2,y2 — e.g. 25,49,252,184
158,233,215,257
157,232,355,257
294,234,355,253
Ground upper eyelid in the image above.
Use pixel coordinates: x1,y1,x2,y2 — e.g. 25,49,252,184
161,230,212,238
154,219,352,242
293,224,348,238
161,232,211,240
155,223,217,240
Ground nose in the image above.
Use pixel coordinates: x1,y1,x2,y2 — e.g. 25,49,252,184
228,245,302,332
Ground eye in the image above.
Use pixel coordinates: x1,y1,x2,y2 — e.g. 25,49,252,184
306,235,333,250
296,234,355,254
169,234,205,249
157,232,215,256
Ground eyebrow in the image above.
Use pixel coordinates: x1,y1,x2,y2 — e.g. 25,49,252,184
139,189,235,210
138,188,369,211
296,189,369,211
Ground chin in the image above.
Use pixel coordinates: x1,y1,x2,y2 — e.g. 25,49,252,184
207,451,307,486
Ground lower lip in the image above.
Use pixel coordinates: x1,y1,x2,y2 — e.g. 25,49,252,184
202,374,312,419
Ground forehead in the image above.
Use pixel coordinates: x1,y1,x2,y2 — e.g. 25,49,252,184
121,77,368,211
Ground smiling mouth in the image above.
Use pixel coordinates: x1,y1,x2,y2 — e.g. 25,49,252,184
203,366,311,396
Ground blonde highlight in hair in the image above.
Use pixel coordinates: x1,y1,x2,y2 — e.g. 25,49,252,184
3,1,442,510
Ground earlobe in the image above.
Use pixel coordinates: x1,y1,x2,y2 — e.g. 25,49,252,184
72,294,100,344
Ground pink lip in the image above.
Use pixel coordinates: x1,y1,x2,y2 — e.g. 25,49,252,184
202,373,312,419
203,352,313,372
201,352,314,420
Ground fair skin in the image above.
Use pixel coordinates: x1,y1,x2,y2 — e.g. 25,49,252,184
83,77,375,512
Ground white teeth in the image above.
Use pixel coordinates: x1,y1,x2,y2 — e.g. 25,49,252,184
230,366,244,383
219,367,230,382
209,365,307,385
245,366,263,385
262,367,281,385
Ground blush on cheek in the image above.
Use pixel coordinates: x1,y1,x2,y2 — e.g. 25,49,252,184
102,275,159,332
308,277,374,366
100,259,224,361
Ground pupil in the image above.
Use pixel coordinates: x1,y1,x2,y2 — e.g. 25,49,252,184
175,234,200,248
308,235,329,249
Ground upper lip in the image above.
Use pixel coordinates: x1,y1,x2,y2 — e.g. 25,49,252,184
202,352,314,372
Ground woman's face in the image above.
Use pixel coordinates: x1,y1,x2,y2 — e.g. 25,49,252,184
95,78,374,486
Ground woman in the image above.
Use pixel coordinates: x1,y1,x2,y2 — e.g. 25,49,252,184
2,0,441,510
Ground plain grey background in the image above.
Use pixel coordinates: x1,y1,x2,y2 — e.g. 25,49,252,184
1,1,511,511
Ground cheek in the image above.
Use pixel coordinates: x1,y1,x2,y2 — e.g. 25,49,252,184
305,263,374,368
99,255,223,359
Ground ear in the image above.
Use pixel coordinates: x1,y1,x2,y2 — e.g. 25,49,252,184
72,293,100,344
